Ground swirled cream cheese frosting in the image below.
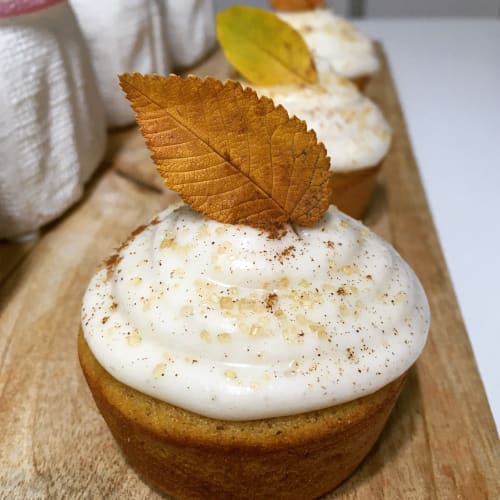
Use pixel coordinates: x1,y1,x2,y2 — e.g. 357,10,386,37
82,203,429,421
252,74,392,171
278,9,379,80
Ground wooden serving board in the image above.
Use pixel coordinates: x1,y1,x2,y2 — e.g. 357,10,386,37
0,47,498,499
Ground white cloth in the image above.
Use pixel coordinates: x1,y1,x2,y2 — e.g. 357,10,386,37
164,0,216,69
0,1,107,240
70,0,216,128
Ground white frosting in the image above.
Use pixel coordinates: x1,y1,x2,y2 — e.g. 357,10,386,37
252,74,392,171
278,9,379,79
82,204,429,421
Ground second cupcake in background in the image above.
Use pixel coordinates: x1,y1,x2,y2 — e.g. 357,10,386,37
251,73,391,219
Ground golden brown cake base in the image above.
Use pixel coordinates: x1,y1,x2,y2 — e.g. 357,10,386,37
330,164,381,219
78,331,405,499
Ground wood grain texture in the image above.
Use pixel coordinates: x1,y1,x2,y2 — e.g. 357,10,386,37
0,47,498,499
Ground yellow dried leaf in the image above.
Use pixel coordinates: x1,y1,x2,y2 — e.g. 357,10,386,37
216,6,317,86
119,74,332,230
270,0,325,11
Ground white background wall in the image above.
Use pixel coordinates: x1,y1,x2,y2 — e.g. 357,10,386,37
214,0,500,17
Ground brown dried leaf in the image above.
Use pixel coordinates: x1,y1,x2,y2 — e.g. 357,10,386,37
119,73,332,229
270,0,325,11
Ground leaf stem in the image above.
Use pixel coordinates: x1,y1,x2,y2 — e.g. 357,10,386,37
290,222,300,239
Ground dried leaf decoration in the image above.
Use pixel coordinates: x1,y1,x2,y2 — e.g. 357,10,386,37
216,6,317,86
119,74,332,229
270,0,325,11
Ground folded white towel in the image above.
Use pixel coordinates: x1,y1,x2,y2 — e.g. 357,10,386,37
164,0,216,69
0,0,107,240
70,0,216,128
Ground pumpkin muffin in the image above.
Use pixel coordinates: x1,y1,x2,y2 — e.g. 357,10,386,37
79,202,429,498
251,72,392,219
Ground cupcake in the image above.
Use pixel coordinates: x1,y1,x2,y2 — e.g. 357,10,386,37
277,8,380,90
80,203,428,497
79,75,428,498
251,72,392,219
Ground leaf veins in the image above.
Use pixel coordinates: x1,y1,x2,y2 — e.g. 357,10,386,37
119,73,332,230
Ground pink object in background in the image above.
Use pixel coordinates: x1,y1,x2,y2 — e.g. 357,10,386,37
0,0,64,17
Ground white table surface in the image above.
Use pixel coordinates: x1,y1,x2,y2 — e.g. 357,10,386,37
355,18,500,432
